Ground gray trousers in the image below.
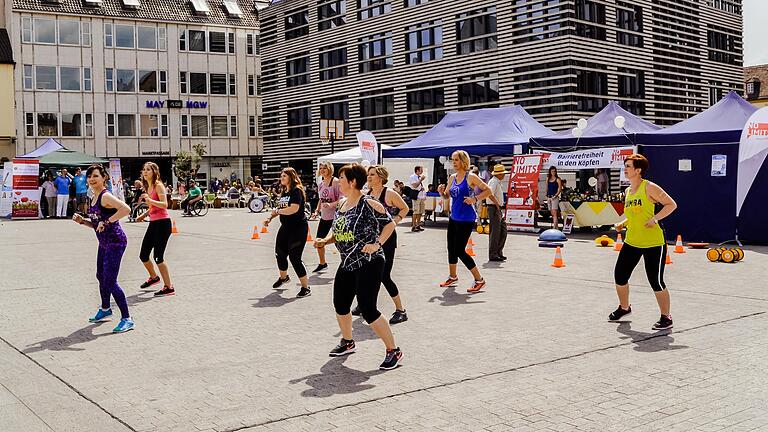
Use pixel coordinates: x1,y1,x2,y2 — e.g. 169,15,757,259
488,206,507,259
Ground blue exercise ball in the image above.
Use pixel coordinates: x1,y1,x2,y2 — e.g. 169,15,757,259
538,229,567,242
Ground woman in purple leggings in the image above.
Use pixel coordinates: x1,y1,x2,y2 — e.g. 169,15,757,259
72,165,134,333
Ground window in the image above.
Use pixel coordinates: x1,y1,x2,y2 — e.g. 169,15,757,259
116,69,135,92
746,80,761,100
286,53,310,87
318,0,346,31
248,75,255,96
249,116,256,137
115,24,135,48
576,69,608,94
58,21,80,45
458,73,499,109
285,8,309,39
575,0,606,40
359,89,394,130
456,7,497,54
209,31,227,53
358,0,391,20
616,3,643,47
117,114,136,136
257,75,262,95
618,70,645,99
137,26,157,49
708,29,739,64
85,114,93,137
104,23,113,47
246,33,256,55
61,114,82,136
228,32,235,53
406,82,445,126
107,114,115,136
22,18,32,43
210,74,227,95
35,66,57,90
319,44,348,81
188,30,206,52
161,114,168,136
23,65,33,90
191,115,208,136
159,71,167,93
25,113,34,137
286,105,311,138
34,19,56,44
59,67,81,91
139,70,157,93
190,73,207,94
158,28,166,50
140,114,163,136
37,113,57,136
181,115,189,136
405,21,443,64
82,22,91,46
179,29,186,50
358,33,392,73
180,72,187,93
229,74,236,95
105,68,114,92
83,68,92,91
211,116,229,136
711,0,741,14
230,116,237,136
404,0,427,5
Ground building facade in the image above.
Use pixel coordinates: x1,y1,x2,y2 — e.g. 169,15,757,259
259,0,744,179
0,28,15,162
745,64,768,108
7,0,262,185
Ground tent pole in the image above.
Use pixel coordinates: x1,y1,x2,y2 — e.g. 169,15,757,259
719,225,743,247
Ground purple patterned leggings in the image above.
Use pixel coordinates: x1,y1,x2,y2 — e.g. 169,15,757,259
97,244,130,319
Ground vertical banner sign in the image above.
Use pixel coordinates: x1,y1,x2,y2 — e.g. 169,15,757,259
506,154,543,232
109,159,126,202
0,162,13,218
356,130,379,165
11,159,41,219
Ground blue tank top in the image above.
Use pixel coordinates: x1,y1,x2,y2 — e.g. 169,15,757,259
547,179,559,197
450,174,477,222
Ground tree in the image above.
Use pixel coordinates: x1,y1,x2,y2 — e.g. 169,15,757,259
174,143,207,184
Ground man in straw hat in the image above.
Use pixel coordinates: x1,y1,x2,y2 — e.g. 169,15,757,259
486,164,508,262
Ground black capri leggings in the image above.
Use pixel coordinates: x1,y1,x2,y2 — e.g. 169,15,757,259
139,219,172,264
381,233,398,298
447,219,476,270
334,257,385,324
614,243,667,292
275,222,308,278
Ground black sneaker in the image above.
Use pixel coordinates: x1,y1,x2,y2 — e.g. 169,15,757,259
389,310,408,325
140,276,161,290
153,286,175,297
272,276,290,289
312,263,328,273
652,315,673,330
351,305,361,316
297,287,311,298
608,305,632,321
329,338,356,356
379,348,403,370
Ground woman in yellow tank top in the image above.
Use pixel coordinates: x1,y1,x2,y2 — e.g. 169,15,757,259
609,154,678,331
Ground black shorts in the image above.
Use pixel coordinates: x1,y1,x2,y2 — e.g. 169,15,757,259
317,218,333,238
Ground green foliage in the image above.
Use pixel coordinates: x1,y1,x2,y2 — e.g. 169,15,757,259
174,143,207,183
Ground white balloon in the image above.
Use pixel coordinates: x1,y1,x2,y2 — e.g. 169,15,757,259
572,127,583,138
361,159,371,168
577,118,588,130
444,160,452,170
439,156,447,164
614,115,626,129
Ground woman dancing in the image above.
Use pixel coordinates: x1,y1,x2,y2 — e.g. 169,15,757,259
136,162,175,297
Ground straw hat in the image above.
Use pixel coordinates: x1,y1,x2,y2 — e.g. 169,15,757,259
491,164,508,176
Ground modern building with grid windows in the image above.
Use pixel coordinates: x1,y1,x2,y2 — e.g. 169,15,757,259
259,0,743,179
6,0,262,184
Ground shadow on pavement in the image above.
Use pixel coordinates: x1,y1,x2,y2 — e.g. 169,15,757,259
428,287,486,307
251,289,298,308
289,356,383,398
126,291,159,307
333,317,378,342
616,322,689,353
23,323,111,354
308,273,335,286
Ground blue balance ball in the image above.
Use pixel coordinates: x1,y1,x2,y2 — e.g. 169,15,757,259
538,229,567,242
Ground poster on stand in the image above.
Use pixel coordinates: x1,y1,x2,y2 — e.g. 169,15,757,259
0,162,11,218
11,159,40,219
109,159,126,202
506,154,544,232
356,131,379,165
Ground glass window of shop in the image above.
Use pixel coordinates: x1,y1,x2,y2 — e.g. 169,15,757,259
61,114,82,136
115,25,135,48
117,114,136,136
37,113,58,136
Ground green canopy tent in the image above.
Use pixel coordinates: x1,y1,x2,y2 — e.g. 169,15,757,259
19,138,108,166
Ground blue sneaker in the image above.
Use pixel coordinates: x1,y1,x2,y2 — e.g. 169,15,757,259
112,318,135,333
89,308,113,322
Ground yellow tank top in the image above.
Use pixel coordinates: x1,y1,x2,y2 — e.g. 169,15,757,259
624,180,665,248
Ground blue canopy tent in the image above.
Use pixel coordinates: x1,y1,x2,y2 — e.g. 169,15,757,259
383,106,553,158
636,91,762,243
529,101,661,150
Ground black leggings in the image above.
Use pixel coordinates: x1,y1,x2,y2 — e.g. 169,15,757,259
140,219,172,264
381,234,399,298
275,222,308,278
334,257,384,324
614,243,667,292
447,219,476,270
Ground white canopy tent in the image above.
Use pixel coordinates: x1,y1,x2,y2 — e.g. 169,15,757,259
737,107,768,217
317,145,434,187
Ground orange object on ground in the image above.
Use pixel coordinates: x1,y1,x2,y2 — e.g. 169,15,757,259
673,235,686,254
467,237,475,246
614,233,623,251
466,244,476,257
251,226,260,240
306,226,313,242
665,252,673,265
171,220,178,234
261,226,269,234
551,247,565,268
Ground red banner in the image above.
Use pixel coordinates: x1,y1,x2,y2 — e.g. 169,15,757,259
505,154,543,232
11,159,40,219
12,159,40,190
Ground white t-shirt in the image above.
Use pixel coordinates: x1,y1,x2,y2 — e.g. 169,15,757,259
486,177,505,206
409,173,426,200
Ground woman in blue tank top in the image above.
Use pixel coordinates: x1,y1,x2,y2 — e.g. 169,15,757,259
437,150,495,293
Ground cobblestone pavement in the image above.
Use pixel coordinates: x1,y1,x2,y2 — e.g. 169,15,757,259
1,211,766,432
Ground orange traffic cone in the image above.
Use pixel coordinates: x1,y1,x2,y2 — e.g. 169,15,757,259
467,237,475,246
614,233,623,251
465,243,476,257
306,226,313,242
673,235,686,254
551,246,566,268
261,226,269,234
171,220,178,234
665,251,673,265
251,226,260,240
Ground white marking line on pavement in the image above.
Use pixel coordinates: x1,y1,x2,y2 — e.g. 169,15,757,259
0,381,55,431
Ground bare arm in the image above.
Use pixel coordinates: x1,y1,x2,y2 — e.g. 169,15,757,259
556,178,563,197
100,192,131,222
647,182,677,224
437,175,455,199
468,174,493,203
386,189,409,224
365,199,395,247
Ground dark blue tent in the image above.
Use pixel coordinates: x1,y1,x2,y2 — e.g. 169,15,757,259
530,101,661,150
383,106,553,158
636,92,761,243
